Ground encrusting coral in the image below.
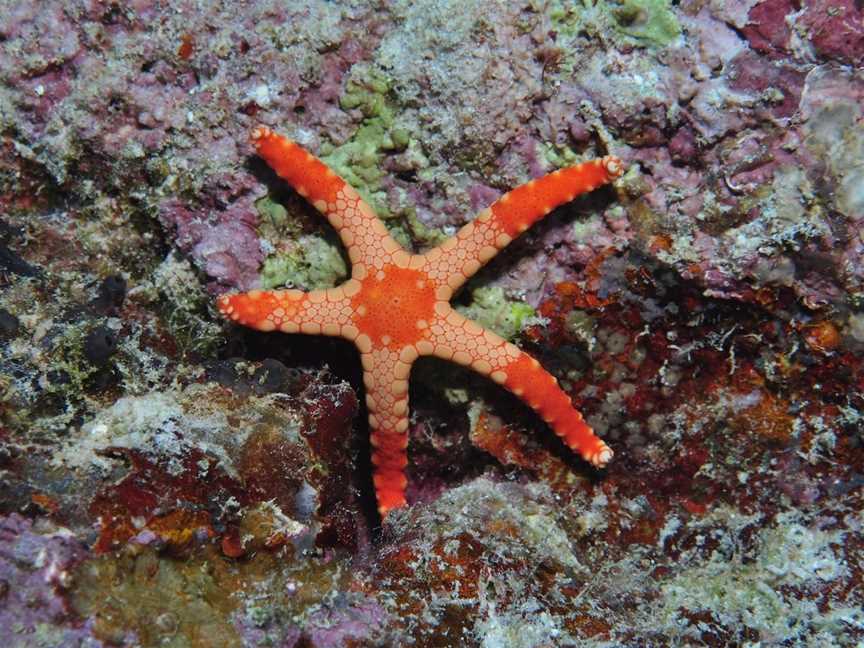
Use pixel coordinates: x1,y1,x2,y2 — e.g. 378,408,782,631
218,125,624,515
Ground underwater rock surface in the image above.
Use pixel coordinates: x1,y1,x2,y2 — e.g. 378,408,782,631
1,0,862,645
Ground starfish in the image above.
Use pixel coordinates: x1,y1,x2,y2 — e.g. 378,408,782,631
219,125,624,516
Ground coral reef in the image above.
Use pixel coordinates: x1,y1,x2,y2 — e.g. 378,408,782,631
1,0,862,645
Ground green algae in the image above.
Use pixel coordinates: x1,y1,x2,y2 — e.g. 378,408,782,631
402,206,449,250
255,195,293,238
605,0,681,46
455,286,535,341
259,237,348,290
320,66,410,220
539,141,582,169
254,195,348,290
549,0,681,55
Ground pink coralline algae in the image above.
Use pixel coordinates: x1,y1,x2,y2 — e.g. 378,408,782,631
741,0,798,58
160,195,264,291
798,0,864,63
0,514,114,646
742,0,864,64
668,126,699,165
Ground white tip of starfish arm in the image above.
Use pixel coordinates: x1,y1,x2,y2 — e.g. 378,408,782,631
250,124,272,142
216,293,235,311
601,155,625,179
589,443,614,468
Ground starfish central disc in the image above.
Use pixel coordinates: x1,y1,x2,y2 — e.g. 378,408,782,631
351,265,436,349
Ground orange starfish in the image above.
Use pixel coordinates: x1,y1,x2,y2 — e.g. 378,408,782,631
219,126,624,516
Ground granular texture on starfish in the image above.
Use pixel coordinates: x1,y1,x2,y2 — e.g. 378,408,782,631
219,125,625,516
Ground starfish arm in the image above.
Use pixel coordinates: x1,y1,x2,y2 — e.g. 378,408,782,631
423,156,625,295
421,308,613,468
360,347,414,516
217,287,355,335
250,126,408,275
